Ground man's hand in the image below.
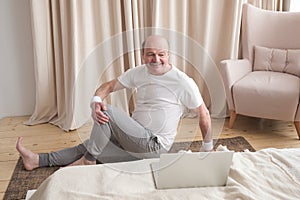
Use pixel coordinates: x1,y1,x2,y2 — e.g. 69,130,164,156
90,79,125,124
91,102,109,124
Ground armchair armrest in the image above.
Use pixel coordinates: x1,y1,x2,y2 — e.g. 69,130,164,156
219,59,252,110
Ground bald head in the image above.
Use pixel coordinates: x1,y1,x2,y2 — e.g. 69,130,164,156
142,35,169,54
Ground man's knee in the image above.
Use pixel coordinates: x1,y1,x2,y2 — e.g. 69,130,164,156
103,105,123,121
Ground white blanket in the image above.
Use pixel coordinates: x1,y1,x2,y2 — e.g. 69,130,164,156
28,148,300,200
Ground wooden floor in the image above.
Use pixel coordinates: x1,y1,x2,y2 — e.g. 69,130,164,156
1,115,300,199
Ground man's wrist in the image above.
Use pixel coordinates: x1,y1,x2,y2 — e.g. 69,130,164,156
91,96,102,104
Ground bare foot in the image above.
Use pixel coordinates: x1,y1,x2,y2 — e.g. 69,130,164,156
67,156,96,167
16,137,39,171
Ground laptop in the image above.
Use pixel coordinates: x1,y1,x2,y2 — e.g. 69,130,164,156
150,151,234,189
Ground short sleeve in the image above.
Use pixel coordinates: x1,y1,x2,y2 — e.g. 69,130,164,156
117,67,139,88
181,78,203,109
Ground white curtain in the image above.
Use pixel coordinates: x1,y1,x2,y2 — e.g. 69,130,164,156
26,0,289,131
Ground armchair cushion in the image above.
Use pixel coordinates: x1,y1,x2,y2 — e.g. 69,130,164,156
233,71,299,121
253,45,300,77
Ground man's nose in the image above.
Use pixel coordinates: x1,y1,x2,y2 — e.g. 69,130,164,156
153,54,160,62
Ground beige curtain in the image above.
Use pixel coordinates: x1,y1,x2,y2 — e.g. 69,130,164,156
248,0,290,11
26,0,289,131
26,0,152,130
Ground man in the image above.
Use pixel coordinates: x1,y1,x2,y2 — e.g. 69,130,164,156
16,35,213,170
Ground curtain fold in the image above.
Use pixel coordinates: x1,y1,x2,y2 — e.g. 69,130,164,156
26,0,290,131
27,0,130,130
26,1,58,125
248,0,290,11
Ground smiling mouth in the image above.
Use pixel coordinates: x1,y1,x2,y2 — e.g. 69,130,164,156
149,62,162,66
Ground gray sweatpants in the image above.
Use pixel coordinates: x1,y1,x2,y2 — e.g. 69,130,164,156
39,105,168,167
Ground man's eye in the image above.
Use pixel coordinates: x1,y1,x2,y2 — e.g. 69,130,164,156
146,53,167,57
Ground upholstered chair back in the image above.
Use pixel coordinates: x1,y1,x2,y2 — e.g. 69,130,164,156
242,4,300,65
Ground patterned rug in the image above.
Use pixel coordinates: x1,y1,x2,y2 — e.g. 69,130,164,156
4,136,255,200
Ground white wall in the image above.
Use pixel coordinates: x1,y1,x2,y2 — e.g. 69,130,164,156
290,0,300,11
0,0,35,119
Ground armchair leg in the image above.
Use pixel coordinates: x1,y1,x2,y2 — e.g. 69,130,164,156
228,111,237,129
294,121,300,140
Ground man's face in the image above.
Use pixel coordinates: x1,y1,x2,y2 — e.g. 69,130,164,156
142,35,170,75
142,48,170,75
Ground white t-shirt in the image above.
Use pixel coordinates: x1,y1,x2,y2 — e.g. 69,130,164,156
118,64,203,150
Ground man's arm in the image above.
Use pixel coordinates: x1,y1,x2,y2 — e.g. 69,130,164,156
94,78,125,99
91,79,125,124
195,103,213,151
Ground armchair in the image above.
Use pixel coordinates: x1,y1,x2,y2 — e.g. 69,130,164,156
220,4,300,139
